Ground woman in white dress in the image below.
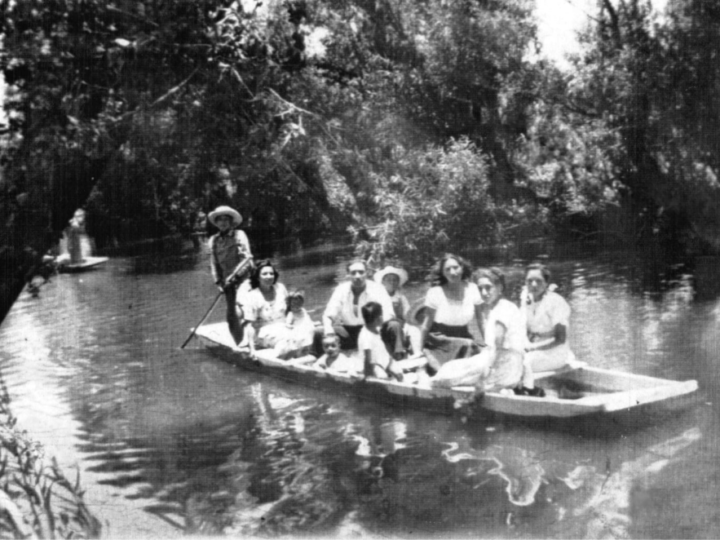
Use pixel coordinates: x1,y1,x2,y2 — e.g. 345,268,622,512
243,260,290,355
518,263,576,395
419,254,483,374
431,268,525,391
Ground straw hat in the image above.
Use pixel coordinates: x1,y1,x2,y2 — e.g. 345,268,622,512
208,206,243,227
374,265,409,287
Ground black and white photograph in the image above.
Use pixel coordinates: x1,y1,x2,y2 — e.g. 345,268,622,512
0,0,716,538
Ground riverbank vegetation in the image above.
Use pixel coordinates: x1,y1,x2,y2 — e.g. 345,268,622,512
2,0,720,316
0,384,100,538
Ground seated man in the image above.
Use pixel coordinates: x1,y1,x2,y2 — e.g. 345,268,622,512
322,259,400,351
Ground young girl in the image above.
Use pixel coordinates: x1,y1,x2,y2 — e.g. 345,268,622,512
359,302,404,381
274,290,316,359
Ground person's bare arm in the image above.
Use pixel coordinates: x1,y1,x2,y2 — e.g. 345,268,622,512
528,324,566,352
494,321,507,350
475,303,486,346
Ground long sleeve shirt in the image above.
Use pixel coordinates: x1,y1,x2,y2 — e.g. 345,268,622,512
209,229,252,285
323,280,395,327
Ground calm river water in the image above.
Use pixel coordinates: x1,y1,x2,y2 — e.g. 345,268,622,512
0,241,718,539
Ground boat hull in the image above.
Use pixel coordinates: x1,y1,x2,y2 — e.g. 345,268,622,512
194,322,698,419
58,256,109,273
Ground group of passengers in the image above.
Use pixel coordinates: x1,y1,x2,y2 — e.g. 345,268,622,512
208,205,575,396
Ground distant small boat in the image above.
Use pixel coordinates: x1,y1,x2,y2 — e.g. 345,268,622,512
57,256,109,273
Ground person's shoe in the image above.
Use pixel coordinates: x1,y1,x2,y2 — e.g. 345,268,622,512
513,386,545,398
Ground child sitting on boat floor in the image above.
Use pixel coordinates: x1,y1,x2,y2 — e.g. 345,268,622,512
358,302,429,385
311,334,359,373
360,302,405,381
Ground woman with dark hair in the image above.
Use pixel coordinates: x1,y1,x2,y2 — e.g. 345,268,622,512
517,262,575,395
419,254,483,374
243,259,290,356
431,267,525,391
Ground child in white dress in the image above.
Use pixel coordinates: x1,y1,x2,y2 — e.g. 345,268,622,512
274,290,316,359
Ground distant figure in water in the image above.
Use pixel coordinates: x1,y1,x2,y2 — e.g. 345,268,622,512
66,209,88,264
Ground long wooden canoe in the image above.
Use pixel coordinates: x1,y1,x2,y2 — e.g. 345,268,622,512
193,322,698,419
57,256,109,273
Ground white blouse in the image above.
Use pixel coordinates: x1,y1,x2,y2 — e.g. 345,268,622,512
424,283,481,327
484,298,525,353
244,283,289,326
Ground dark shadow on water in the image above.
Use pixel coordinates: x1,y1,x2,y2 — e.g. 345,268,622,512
273,243,354,271
692,256,720,301
124,252,203,275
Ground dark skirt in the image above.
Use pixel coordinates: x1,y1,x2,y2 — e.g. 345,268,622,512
333,324,364,350
423,322,480,374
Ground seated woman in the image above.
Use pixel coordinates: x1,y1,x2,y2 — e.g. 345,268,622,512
419,254,483,375
517,263,575,396
431,268,525,391
243,260,290,356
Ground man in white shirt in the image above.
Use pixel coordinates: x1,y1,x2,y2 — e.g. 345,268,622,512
322,260,397,350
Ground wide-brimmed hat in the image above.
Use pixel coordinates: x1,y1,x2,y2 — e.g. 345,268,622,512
209,206,243,227
374,265,408,287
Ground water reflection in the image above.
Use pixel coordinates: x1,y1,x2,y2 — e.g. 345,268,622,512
0,244,716,538
441,426,701,539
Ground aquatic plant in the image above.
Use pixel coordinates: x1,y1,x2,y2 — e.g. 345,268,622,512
0,383,100,539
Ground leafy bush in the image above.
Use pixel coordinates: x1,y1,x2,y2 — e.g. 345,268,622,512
352,137,506,269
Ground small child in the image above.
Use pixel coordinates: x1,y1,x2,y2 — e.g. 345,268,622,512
374,266,411,321
274,290,316,359
359,302,404,381
313,334,358,373
374,265,422,356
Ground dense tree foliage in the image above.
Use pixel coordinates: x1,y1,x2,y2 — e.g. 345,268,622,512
544,0,720,250
2,0,720,319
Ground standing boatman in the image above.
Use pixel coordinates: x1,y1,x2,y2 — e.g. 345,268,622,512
208,205,253,346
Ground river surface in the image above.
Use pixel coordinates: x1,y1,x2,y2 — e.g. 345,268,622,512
0,241,718,539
